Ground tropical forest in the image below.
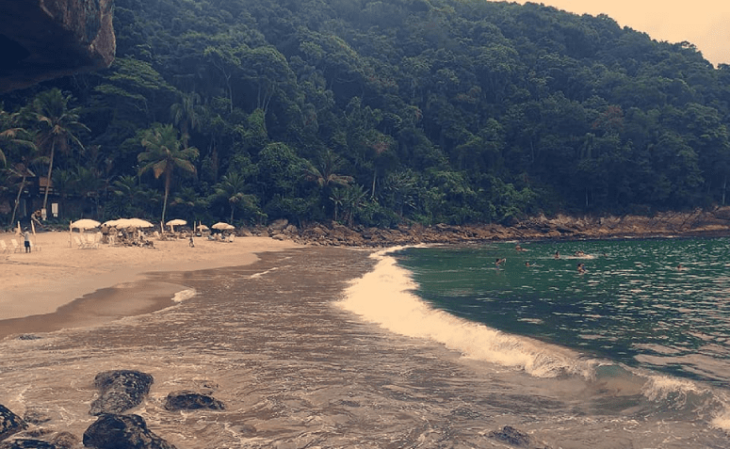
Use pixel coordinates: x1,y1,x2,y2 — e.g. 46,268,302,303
2,0,730,229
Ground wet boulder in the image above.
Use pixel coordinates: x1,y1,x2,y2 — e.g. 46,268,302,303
0,440,58,449
89,370,154,416
163,391,225,411
0,405,26,441
487,426,552,449
82,414,176,449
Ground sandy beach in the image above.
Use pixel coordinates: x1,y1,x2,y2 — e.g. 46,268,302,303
0,230,298,336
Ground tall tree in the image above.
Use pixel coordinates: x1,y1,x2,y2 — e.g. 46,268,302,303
29,89,89,214
138,124,199,224
170,91,201,148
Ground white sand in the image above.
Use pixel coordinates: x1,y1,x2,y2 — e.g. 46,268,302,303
0,230,298,321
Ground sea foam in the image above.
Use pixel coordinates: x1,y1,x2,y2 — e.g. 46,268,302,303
172,288,197,303
338,248,594,379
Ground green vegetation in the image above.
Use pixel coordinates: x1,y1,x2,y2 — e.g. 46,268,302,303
2,0,730,227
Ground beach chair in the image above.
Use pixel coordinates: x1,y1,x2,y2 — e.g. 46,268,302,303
11,239,22,253
86,233,99,249
74,235,88,249
0,240,7,253
30,240,41,252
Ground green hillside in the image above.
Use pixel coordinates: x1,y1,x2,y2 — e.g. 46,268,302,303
3,0,730,227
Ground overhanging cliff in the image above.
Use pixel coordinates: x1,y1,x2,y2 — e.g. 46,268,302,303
0,0,115,93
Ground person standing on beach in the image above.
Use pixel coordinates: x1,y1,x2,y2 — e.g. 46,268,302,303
23,229,31,253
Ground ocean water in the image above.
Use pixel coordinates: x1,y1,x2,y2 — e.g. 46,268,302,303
340,238,730,447
1,244,729,448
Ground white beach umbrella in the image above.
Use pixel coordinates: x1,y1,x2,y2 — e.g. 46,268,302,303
211,222,235,231
125,218,154,228
102,219,122,227
166,218,187,232
70,219,101,230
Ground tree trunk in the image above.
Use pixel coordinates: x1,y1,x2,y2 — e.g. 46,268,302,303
42,142,56,214
162,172,170,225
10,175,27,226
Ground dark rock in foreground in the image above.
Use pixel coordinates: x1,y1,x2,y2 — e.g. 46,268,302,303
0,439,58,449
82,414,177,449
89,371,154,416
487,426,552,449
0,405,26,442
0,0,115,93
163,391,225,411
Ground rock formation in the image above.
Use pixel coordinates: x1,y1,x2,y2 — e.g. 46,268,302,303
89,370,154,416
163,391,225,412
82,414,177,449
0,0,115,93
0,405,26,442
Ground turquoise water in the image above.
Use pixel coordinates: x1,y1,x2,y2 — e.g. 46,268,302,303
394,239,730,387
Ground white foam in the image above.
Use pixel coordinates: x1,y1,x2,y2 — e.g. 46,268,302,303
338,248,594,379
172,288,197,303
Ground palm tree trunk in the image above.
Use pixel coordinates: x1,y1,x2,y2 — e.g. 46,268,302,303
10,175,27,226
230,206,234,224
162,173,170,224
42,142,56,214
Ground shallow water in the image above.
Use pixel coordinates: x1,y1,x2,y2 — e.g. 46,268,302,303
1,245,728,448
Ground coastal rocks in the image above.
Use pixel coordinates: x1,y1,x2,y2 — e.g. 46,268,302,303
163,391,225,411
82,414,177,449
0,439,59,449
486,426,552,449
89,370,154,416
0,405,26,441
283,208,730,247
0,0,116,93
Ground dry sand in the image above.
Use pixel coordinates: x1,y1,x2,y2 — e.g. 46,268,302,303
0,230,298,335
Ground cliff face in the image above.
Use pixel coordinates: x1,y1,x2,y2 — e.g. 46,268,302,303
0,0,115,93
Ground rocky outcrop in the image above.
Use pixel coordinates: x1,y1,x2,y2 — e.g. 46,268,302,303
249,207,730,248
0,405,26,442
89,370,154,416
0,0,115,93
163,391,225,412
82,414,176,449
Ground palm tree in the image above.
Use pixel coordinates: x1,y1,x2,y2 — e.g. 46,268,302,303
7,162,35,226
170,91,201,148
138,124,199,224
215,172,256,223
0,105,36,168
30,89,89,213
302,149,353,189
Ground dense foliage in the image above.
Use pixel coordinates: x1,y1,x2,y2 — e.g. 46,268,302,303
3,0,730,227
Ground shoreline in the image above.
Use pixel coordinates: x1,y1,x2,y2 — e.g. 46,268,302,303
2,214,729,342
0,231,299,338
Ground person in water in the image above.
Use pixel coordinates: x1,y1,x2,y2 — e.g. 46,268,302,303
554,250,560,259
495,258,507,267
577,263,586,274
515,244,525,252
525,261,531,267
677,263,683,271
574,250,585,257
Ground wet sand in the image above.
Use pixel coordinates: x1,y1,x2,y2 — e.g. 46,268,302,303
0,230,298,329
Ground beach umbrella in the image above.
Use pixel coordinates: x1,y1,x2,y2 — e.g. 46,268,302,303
102,219,122,227
70,219,101,230
166,218,187,232
211,222,235,231
114,218,154,229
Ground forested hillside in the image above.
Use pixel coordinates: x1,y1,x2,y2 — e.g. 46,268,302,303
3,0,730,227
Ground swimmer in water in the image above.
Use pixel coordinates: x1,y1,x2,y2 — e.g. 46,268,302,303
554,250,560,259
495,258,507,267
577,262,586,274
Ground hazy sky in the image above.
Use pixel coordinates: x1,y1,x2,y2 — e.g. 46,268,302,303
513,1,730,66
